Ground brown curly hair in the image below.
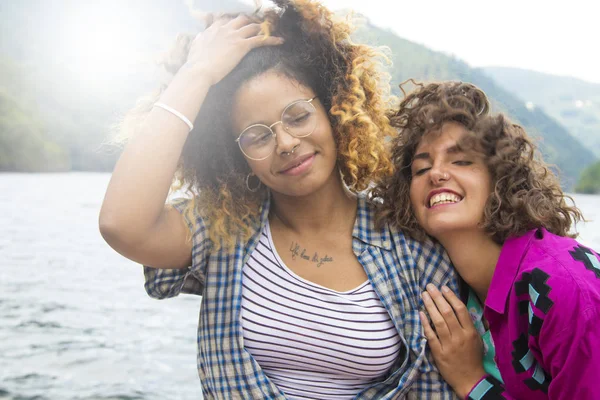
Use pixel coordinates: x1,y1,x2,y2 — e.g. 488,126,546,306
118,0,396,250
374,80,583,244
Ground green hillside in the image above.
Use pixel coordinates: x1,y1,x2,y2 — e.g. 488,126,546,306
356,26,597,188
484,67,600,158
0,1,596,189
0,58,127,172
0,68,68,172
575,161,600,194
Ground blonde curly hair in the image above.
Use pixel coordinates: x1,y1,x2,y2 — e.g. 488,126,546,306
119,0,397,250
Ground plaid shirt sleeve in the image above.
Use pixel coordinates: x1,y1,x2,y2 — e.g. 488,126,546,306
406,236,461,400
143,199,211,299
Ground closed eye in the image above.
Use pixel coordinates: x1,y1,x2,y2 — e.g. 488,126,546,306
253,132,273,144
284,113,311,129
453,160,473,166
413,167,430,176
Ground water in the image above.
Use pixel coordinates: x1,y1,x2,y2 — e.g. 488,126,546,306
0,173,599,399
0,174,201,400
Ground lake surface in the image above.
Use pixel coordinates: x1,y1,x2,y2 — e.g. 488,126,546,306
1,173,599,399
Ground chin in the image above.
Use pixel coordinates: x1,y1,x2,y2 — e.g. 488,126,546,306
424,220,481,242
422,220,461,240
272,181,322,198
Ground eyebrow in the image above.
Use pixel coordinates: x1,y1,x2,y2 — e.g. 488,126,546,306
413,144,463,161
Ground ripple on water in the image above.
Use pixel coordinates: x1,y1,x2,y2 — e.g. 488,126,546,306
0,389,49,400
15,321,63,329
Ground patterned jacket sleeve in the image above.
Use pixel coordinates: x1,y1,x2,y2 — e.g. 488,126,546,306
536,251,600,399
143,199,211,299
467,375,512,399
406,236,461,399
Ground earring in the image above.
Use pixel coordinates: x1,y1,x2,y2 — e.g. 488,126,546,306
246,172,262,193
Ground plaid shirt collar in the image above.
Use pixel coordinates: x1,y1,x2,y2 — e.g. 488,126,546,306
257,192,392,251
353,196,393,251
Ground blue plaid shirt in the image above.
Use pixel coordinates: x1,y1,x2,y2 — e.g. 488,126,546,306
144,195,459,399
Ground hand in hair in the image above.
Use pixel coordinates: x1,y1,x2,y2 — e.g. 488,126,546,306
419,285,486,399
185,15,284,86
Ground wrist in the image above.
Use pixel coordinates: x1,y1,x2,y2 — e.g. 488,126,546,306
166,67,212,99
157,69,212,124
177,61,219,87
456,372,487,400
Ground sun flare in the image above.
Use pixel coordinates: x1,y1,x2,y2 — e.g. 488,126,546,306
55,3,152,88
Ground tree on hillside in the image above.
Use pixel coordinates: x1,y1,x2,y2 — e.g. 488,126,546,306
575,161,600,194
0,89,68,172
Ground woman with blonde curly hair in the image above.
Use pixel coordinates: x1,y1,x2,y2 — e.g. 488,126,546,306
376,81,600,399
99,1,459,398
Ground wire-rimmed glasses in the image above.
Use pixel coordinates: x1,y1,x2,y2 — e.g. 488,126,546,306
235,96,318,160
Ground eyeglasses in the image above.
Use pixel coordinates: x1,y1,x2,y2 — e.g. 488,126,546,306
235,96,318,160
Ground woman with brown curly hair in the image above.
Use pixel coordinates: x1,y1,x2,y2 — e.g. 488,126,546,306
99,1,459,398
377,81,600,399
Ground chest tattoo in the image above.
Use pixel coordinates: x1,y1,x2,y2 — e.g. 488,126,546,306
289,241,334,268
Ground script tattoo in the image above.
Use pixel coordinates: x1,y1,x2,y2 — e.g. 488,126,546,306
289,241,333,267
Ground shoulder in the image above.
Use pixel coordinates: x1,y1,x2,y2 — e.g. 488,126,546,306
516,229,600,324
169,197,212,247
356,193,380,220
520,229,600,281
404,234,446,258
171,197,206,228
392,226,456,288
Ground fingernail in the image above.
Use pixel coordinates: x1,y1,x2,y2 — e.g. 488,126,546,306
421,292,430,302
426,283,435,291
441,285,450,293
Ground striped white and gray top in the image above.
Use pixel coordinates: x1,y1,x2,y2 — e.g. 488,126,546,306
241,222,403,400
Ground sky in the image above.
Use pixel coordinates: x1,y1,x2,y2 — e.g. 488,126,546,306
10,0,597,91
286,0,600,84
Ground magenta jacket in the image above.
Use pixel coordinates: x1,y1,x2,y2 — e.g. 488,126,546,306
467,228,600,399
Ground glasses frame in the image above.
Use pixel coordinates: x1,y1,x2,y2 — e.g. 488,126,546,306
235,96,318,161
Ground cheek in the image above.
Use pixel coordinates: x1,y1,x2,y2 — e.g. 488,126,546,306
476,172,493,202
247,160,271,179
319,125,336,148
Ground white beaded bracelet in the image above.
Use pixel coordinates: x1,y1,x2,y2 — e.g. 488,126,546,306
154,102,194,131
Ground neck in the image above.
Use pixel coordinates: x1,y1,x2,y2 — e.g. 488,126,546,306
437,230,502,303
270,171,357,235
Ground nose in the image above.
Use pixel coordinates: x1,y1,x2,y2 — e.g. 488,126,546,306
273,123,301,156
429,164,450,185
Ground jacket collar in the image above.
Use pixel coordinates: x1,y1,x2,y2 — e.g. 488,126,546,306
485,228,540,314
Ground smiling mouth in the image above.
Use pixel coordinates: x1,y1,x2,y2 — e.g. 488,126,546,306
428,192,463,208
279,153,316,174
284,159,307,171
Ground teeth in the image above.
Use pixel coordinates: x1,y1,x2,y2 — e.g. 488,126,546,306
429,192,461,208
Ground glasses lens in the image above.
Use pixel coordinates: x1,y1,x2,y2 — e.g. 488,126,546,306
238,125,275,159
282,101,317,138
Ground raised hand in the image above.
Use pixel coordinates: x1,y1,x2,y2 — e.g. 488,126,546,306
184,15,284,86
419,284,486,399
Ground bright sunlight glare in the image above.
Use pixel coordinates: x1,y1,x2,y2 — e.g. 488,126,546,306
55,2,150,90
